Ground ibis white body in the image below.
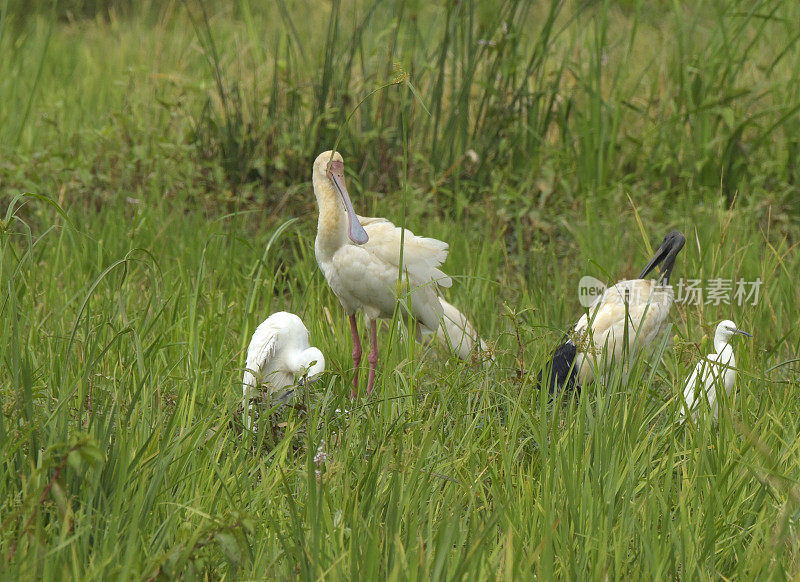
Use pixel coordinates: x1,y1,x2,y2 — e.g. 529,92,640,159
242,312,324,428
546,230,686,392
573,279,674,385
681,320,751,423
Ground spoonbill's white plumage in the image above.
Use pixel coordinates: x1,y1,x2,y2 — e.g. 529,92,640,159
545,230,686,392
312,150,482,397
242,312,325,428
680,320,752,423
421,297,488,360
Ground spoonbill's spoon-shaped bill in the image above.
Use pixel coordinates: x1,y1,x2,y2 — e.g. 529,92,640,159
242,312,325,430
681,319,752,423
325,157,369,245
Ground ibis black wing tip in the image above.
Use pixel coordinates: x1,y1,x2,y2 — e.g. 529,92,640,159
538,339,579,395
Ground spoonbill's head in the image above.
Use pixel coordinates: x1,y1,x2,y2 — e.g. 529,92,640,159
637,229,686,284
715,319,752,343
313,150,369,245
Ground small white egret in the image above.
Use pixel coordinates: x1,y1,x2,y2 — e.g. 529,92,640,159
680,319,752,423
545,230,686,392
312,150,483,397
242,312,325,429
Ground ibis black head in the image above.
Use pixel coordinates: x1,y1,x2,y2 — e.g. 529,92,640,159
637,230,686,285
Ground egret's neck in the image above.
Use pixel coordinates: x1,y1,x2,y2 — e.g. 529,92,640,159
289,347,325,379
715,338,733,360
286,348,306,376
305,347,325,380
313,173,348,257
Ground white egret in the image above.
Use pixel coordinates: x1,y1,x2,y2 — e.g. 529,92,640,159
242,312,325,429
545,230,686,392
312,150,483,397
680,319,752,423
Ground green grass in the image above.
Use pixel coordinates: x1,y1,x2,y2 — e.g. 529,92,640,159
2,0,800,579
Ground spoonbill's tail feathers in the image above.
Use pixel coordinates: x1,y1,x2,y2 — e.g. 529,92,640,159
423,297,489,360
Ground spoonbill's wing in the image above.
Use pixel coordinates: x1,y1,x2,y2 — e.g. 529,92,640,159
358,215,452,288
330,242,445,330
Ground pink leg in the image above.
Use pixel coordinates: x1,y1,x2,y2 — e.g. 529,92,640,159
349,314,362,399
366,319,379,395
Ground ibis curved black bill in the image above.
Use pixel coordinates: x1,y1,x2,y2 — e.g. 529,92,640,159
637,230,686,284
326,160,369,245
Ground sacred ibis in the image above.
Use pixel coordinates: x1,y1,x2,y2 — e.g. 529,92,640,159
545,229,686,393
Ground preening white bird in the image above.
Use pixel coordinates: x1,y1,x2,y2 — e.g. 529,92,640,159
680,320,752,423
545,230,686,393
242,312,325,429
312,150,484,397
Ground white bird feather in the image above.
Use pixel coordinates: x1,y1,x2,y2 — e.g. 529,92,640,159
573,279,674,385
545,230,686,392
242,312,325,429
421,297,488,360
312,150,484,395
680,319,751,423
